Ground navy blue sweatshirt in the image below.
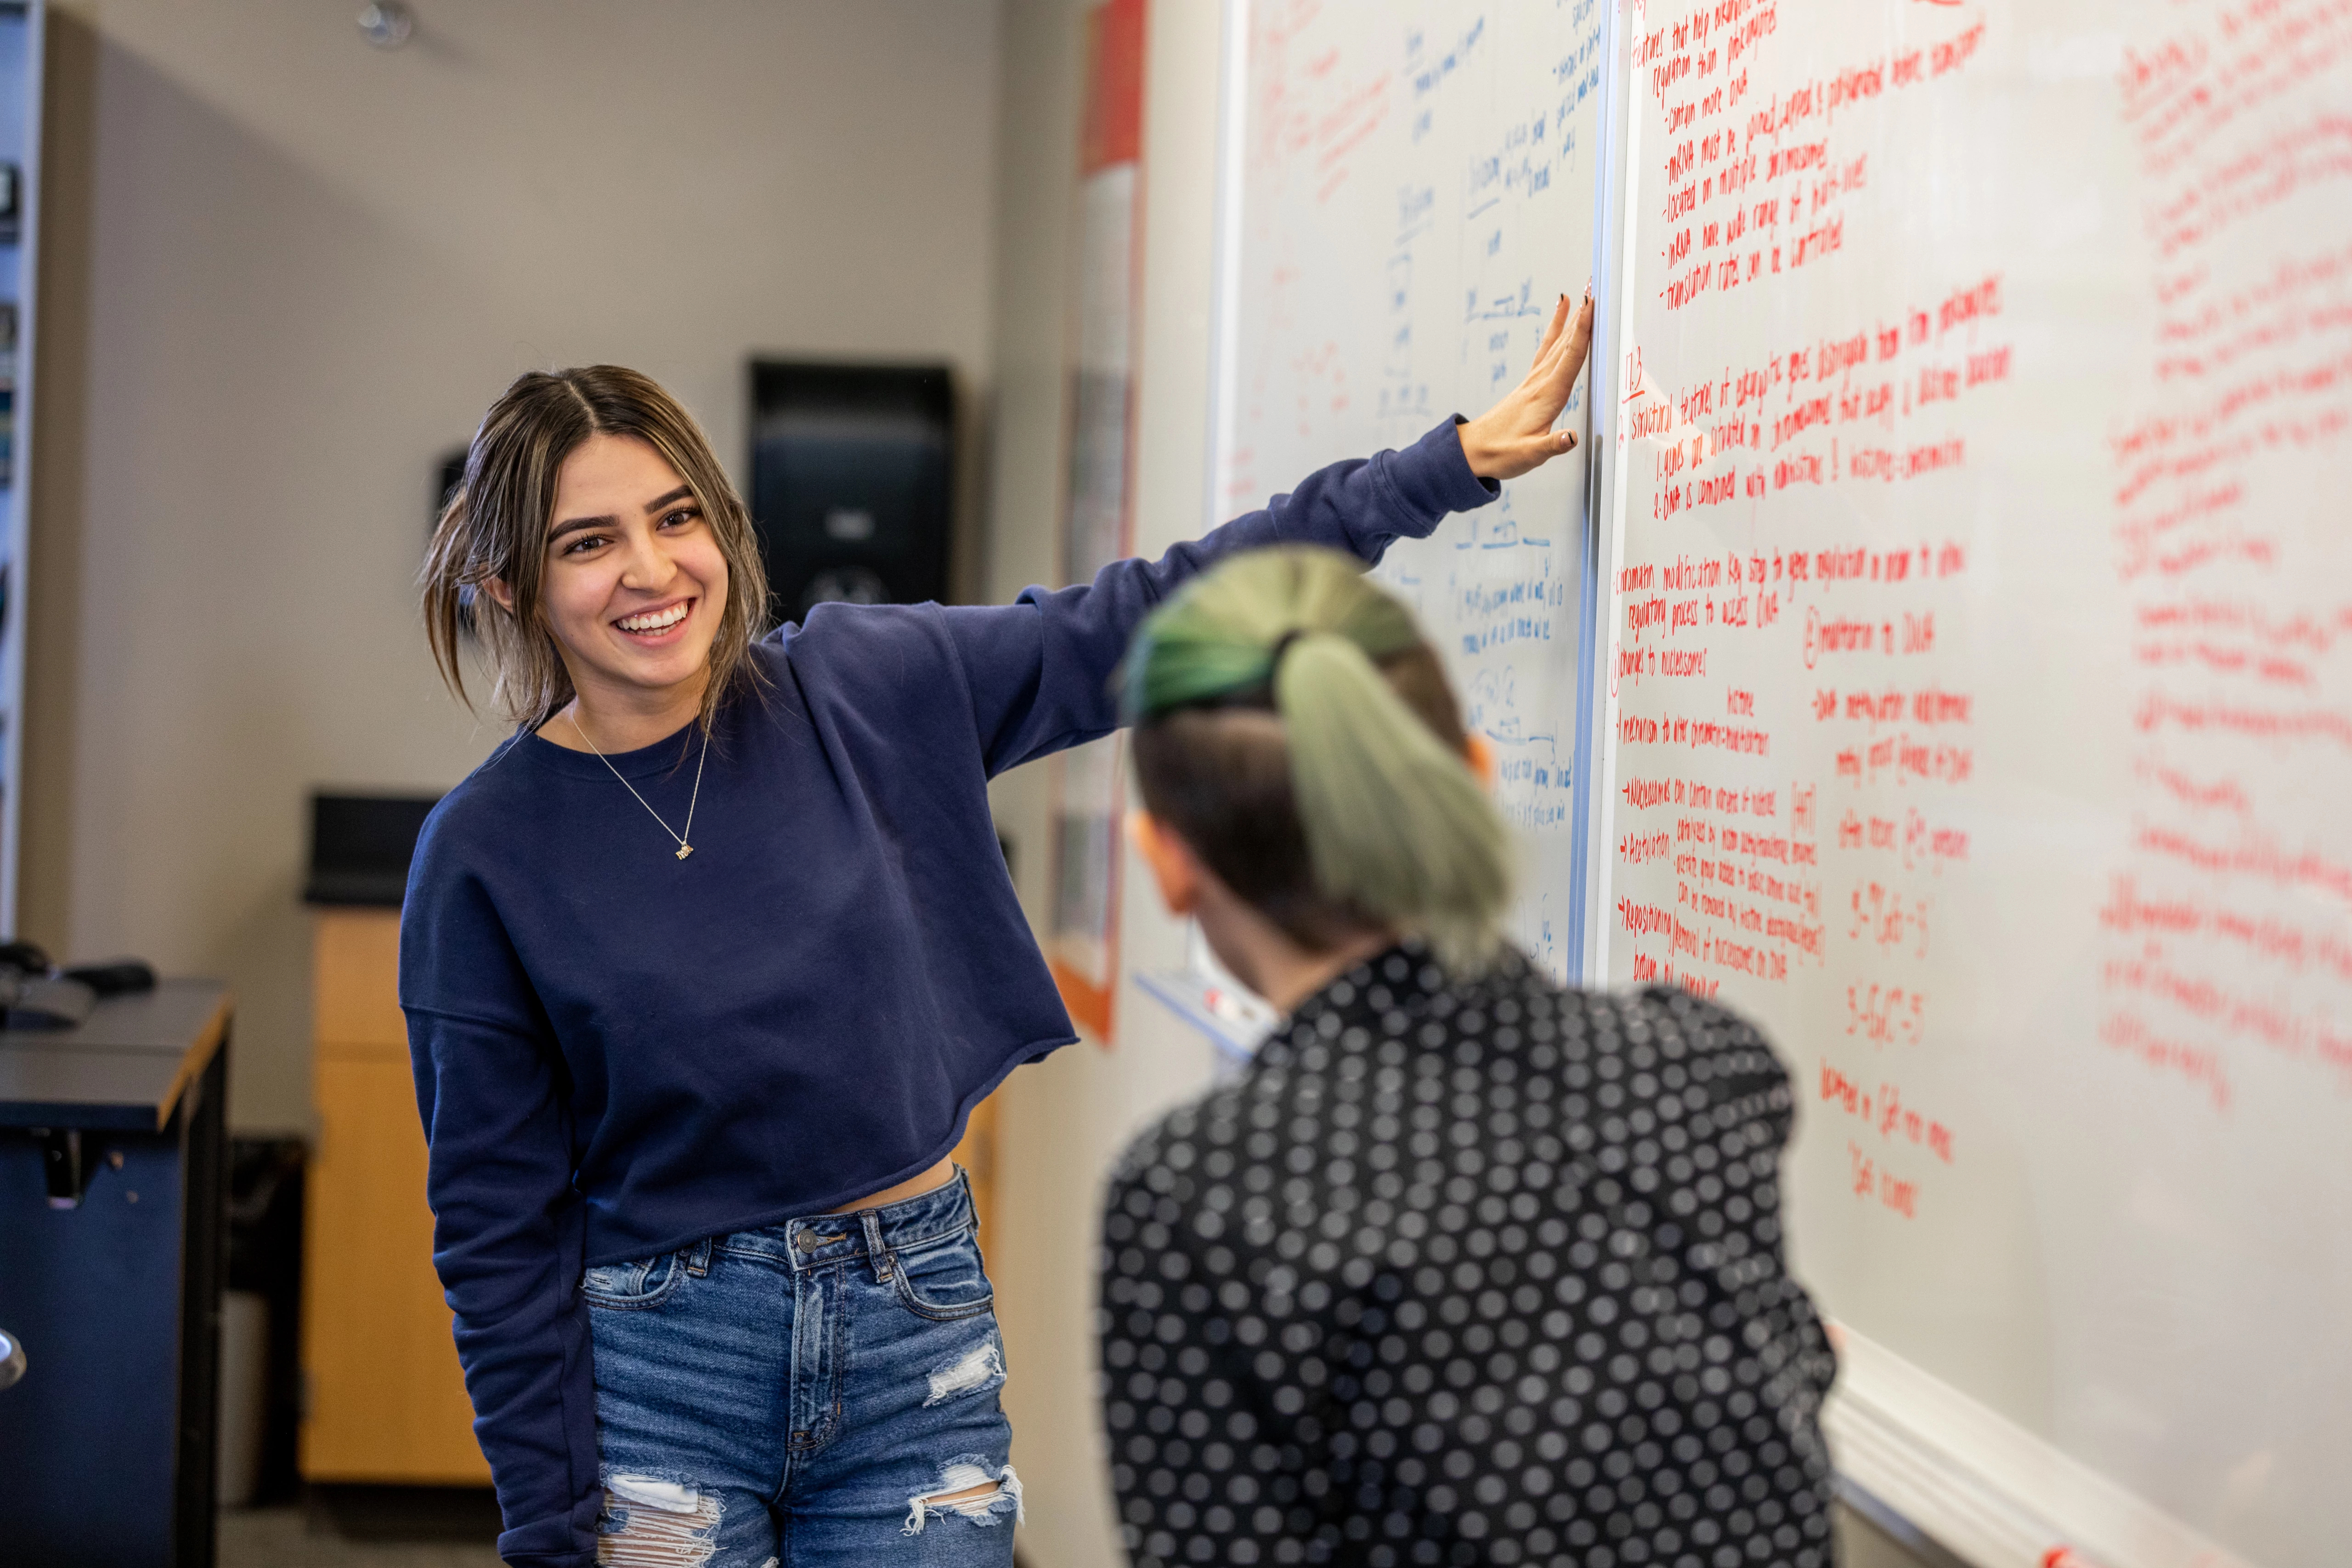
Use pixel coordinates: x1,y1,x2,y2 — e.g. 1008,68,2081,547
399,420,1497,1567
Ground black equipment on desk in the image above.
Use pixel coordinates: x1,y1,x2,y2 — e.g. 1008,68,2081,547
0,940,156,1030
0,972,94,1029
305,792,441,907
749,360,957,621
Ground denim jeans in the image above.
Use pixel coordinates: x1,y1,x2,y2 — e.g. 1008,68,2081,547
586,1169,1019,1568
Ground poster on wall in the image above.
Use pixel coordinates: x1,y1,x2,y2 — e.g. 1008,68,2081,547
1047,0,1147,1042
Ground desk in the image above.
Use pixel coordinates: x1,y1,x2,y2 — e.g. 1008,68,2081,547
0,980,232,1568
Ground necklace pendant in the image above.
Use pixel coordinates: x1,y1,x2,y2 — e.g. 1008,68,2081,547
676,844,693,860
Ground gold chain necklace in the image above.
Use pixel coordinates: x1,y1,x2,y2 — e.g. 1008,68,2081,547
567,710,709,860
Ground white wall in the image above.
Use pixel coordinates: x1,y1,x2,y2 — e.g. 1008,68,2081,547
983,2,1232,1562
23,0,1002,1132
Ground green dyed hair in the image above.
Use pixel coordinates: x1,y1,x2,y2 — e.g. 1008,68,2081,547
1124,546,1512,972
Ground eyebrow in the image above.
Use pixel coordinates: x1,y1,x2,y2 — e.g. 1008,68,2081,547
548,485,698,543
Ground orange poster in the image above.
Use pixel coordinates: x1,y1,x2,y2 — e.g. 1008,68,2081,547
1047,0,1147,1043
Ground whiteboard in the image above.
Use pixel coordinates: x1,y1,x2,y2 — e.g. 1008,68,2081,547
1211,2,2352,1567
1581,4,2352,1568
1211,0,1610,980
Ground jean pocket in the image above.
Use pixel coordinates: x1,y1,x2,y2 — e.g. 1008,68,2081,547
581,1250,686,1311
889,1229,995,1322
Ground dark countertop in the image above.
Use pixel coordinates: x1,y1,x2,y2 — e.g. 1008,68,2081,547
0,980,232,1131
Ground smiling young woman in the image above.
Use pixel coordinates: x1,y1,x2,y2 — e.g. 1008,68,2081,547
406,298,1592,1568
423,370,764,753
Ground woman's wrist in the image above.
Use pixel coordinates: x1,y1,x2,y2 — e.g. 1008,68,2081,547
1454,414,1508,481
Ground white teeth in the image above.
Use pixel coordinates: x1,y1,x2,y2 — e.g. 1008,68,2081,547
618,603,689,633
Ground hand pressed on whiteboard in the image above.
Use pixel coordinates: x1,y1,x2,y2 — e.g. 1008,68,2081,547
1456,284,1597,481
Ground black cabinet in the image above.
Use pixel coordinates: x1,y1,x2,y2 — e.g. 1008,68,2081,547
0,983,233,1567
750,360,956,620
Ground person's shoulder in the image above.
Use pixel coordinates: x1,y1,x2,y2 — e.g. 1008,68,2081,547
763,601,952,662
1103,1104,1184,1252
1463,950,1764,1047
1107,1076,1259,1212
412,738,538,851
1430,945,1583,1032
758,603,967,708
1453,955,1781,1087
1624,982,1776,1055
1608,984,1793,1121
398,748,549,999
401,736,565,917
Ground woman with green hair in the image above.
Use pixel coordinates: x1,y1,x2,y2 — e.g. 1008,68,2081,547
1103,548,1839,1568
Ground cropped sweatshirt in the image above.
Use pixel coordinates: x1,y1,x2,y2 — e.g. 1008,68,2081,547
398,419,1498,1566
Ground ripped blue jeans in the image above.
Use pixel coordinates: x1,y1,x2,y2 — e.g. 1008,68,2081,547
586,1169,1019,1568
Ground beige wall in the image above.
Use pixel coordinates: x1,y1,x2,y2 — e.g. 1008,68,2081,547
23,0,1002,1132
21,0,1280,1556
983,1,1232,1562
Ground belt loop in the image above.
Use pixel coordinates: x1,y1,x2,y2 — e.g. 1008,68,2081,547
687,1236,713,1277
860,1210,893,1285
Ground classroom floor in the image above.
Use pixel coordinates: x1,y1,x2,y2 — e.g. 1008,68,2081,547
217,1489,502,1568
216,1492,1928,1567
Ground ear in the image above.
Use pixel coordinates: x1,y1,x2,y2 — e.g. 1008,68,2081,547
482,576,516,614
1463,732,1497,787
1127,810,1203,917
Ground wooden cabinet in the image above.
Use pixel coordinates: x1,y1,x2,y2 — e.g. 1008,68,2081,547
298,908,1004,1484
301,909,489,1483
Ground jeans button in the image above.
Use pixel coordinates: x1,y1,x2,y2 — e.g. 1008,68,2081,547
796,1230,842,1253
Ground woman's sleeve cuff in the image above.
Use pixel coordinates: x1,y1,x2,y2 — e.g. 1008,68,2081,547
1384,418,1503,532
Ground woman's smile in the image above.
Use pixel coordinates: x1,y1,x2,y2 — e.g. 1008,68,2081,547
612,595,696,643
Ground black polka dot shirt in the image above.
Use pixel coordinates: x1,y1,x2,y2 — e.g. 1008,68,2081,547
1098,944,1839,1567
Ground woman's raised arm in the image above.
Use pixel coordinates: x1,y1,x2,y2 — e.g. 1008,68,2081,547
939,286,1597,776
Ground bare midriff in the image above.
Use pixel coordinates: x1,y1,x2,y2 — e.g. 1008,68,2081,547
829,1156,956,1215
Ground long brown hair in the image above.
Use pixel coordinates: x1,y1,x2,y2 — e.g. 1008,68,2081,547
422,366,769,734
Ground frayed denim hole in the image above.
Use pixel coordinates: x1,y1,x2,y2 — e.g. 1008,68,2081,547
901,1457,1023,1534
922,1335,1006,1407
583,1262,639,1297
595,1472,722,1566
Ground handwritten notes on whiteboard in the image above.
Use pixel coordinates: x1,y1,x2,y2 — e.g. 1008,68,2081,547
1217,2,2351,1556
1220,0,1607,977
1590,3,2352,1563
2102,11,2352,1113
